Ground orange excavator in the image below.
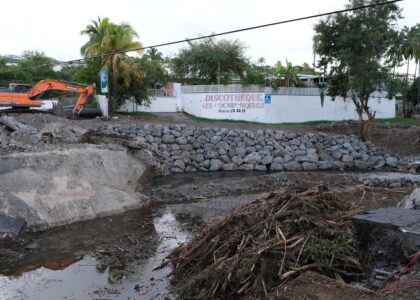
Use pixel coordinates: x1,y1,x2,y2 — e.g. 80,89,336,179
0,79,95,115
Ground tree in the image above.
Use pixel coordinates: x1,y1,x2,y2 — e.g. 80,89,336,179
400,25,420,83
134,48,169,89
80,17,149,113
407,78,420,106
273,59,300,87
314,0,401,141
0,59,16,87
242,58,273,86
170,37,249,84
15,50,56,83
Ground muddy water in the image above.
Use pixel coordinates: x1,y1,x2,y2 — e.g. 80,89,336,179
0,172,265,300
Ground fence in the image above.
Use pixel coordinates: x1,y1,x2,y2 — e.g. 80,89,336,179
181,84,389,98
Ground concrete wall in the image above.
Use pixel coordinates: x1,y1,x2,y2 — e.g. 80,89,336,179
183,93,395,123
120,97,178,113
264,95,395,123
118,84,395,123
97,95,109,118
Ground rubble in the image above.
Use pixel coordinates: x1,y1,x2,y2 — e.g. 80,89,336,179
399,188,420,209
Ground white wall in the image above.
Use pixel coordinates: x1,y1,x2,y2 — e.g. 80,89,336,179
117,85,395,123
182,93,395,123
97,95,108,118
264,95,395,123
119,96,178,113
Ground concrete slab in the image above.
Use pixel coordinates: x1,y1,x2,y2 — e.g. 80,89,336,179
352,208,420,266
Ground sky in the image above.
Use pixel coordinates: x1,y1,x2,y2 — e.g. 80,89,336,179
0,0,419,73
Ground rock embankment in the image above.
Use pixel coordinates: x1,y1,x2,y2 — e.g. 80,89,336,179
99,124,406,173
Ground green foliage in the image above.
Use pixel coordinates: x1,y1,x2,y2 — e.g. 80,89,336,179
14,50,56,83
407,78,420,105
401,25,420,63
170,37,248,84
314,0,402,140
242,59,273,86
133,48,169,88
300,234,357,267
80,17,149,111
386,77,409,100
0,59,16,86
273,59,300,87
72,59,102,86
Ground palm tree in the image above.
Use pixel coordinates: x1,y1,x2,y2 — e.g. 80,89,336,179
401,25,420,83
411,24,420,79
81,18,144,113
145,48,164,61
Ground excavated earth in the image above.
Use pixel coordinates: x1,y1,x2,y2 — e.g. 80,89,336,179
0,144,149,232
0,112,419,299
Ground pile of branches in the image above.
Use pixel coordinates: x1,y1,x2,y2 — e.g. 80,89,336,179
165,185,364,299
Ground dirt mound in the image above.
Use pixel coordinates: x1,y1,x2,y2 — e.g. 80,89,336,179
164,185,364,299
316,121,420,156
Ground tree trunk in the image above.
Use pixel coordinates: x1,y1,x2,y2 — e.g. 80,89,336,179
355,97,374,142
406,60,410,84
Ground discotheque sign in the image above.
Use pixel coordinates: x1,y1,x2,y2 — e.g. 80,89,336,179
202,93,267,114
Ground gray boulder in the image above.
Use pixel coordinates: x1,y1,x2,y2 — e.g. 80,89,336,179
386,156,399,168
270,163,284,171
261,155,273,165
223,163,238,171
302,162,318,171
209,159,224,171
239,164,254,171
284,161,302,171
173,159,185,170
232,156,244,166
244,152,262,164
162,134,175,144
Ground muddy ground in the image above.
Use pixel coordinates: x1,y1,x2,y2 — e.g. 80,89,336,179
0,111,419,299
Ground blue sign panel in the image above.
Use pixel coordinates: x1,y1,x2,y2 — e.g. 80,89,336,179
264,94,271,104
100,68,108,93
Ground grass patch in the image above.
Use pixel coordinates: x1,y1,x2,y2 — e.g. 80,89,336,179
186,113,420,127
116,111,157,118
374,117,420,125
183,112,332,126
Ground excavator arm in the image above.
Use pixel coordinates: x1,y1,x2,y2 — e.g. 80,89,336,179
28,79,95,114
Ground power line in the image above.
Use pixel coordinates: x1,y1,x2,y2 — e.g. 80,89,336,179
0,0,403,75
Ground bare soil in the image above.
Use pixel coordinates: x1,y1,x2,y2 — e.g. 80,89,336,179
273,272,402,300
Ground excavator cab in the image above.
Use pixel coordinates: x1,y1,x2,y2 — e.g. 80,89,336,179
7,84,32,93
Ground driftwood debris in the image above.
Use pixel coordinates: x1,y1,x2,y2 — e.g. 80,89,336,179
165,185,364,299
